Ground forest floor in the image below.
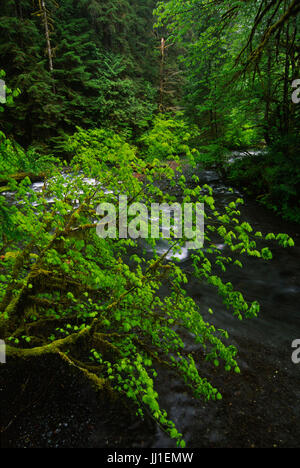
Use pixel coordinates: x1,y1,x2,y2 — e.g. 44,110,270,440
1,333,299,448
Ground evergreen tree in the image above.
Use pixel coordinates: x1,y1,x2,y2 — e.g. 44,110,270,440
0,0,160,150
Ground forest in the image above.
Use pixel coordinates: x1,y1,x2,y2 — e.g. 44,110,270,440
0,0,299,450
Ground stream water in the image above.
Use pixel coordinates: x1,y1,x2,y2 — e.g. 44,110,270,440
150,168,300,447
1,160,300,448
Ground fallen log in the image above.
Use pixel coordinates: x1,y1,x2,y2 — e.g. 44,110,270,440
0,172,47,187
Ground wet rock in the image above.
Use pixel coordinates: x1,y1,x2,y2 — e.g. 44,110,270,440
197,170,221,184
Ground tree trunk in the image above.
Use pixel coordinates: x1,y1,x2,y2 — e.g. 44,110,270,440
159,38,166,112
41,0,54,72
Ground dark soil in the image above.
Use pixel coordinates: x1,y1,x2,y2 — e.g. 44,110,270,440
0,355,155,448
1,332,299,448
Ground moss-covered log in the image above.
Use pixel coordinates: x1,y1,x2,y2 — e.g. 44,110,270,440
0,172,47,186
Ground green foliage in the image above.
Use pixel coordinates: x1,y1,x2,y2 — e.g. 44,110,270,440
139,113,200,162
155,0,299,148
155,0,299,223
0,0,158,150
0,70,57,177
227,135,300,223
92,52,157,133
0,127,294,446
64,127,137,168
0,0,298,447
0,70,21,113
224,109,262,149
0,131,57,177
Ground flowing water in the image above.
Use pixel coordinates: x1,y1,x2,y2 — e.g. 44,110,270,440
150,168,300,447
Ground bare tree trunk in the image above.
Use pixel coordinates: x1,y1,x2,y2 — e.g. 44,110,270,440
282,21,290,138
41,0,54,72
159,38,166,112
264,48,272,145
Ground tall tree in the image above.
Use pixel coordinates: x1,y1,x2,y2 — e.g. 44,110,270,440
33,0,58,72
0,0,159,149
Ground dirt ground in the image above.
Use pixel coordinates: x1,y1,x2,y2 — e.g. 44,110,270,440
1,334,299,448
